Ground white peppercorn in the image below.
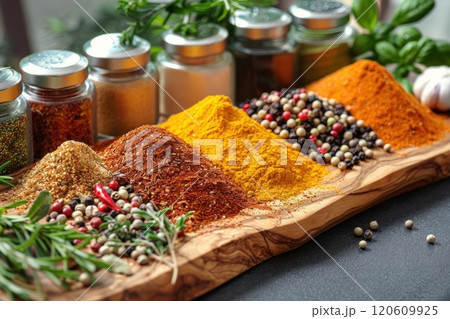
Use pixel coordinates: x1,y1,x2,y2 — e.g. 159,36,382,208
73,216,84,224
359,240,368,250
118,189,129,200
405,219,414,229
375,139,384,147
369,220,379,231
121,203,132,214
116,214,127,223
426,234,436,244
74,204,86,213
384,144,392,152
353,227,363,237
137,255,149,265
79,272,91,286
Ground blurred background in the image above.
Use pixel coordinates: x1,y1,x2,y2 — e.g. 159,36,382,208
0,0,449,67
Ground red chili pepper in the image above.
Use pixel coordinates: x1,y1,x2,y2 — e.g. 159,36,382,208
93,183,121,212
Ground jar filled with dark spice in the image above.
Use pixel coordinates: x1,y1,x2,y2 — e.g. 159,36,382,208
289,0,356,85
19,50,96,159
0,67,33,173
84,33,159,137
229,7,299,102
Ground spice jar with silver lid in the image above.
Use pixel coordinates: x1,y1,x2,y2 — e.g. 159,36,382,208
229,7,299,102
84,33,159,137
289,0,356,85
0,67,33,173
19,50,96,159
156,24,234,116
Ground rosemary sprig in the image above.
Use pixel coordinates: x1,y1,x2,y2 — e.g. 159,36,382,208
0,161,15,187
0,191,108,300
117,0,276,45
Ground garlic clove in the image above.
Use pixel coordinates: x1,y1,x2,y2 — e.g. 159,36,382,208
437,76,450,111
413,71,430,99
421,78,441,109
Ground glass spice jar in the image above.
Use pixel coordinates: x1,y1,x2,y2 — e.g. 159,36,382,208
289,0,356,85
156,24,234,116
0,67,33,173
229,7,299,102
84,33,159,138
19,50,96,159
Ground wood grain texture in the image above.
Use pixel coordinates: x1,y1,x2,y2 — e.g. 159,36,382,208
2,133,450,301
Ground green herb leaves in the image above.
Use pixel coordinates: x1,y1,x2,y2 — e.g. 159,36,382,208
117,0,275,45
0,161,15,187
375,41,398,64
350,0,448,93
0,192,108,300
391,0,435,26
26,190,52,224
352,0,379,30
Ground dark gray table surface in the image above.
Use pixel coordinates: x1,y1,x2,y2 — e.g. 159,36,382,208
199,178,450,301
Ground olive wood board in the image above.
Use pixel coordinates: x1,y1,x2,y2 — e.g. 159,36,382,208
2,133,450,301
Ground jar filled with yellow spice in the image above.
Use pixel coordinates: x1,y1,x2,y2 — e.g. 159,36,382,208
83,33,158,137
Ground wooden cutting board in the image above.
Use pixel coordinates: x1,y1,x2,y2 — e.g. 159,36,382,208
2,133,450,300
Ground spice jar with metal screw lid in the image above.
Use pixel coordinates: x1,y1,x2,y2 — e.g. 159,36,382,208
84,33,159,137
156,24,234,116
0,67,33,173
19,50,96,159
289,0,356,85
229,7,299,102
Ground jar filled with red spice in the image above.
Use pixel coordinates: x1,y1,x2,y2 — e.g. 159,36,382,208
19,50,96,159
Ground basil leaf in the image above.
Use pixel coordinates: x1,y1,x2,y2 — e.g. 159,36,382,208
435,41,450,66
394,26,421,48
26,191,52,224
352,0,379,30
351,34,374,56
391,0,435,26
373,22,395,41
399,41,419,64
416,37,438,66
393,65,409,78
375,41,399,64
395,76,414,94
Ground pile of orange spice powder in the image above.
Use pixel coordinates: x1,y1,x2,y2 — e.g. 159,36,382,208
307,60,449,149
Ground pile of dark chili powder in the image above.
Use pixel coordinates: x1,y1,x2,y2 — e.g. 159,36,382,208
100,125,257,231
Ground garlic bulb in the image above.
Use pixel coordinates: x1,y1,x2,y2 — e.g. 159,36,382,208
413,66,450,111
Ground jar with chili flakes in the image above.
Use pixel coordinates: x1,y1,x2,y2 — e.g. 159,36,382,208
19,50,97,159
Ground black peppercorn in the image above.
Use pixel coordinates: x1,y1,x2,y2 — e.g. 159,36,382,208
99,212,108,220
77,221,86,227
110,210,119,218
326,136,335,144
71,197,81,204
358,152,366,161
84,196,95,206
69,199,79,210
363,229,373,241
126,246,135,257
125,185,134,194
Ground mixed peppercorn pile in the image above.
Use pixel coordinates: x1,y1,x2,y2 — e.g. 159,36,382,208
46,172,186,266
239,88,392,170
